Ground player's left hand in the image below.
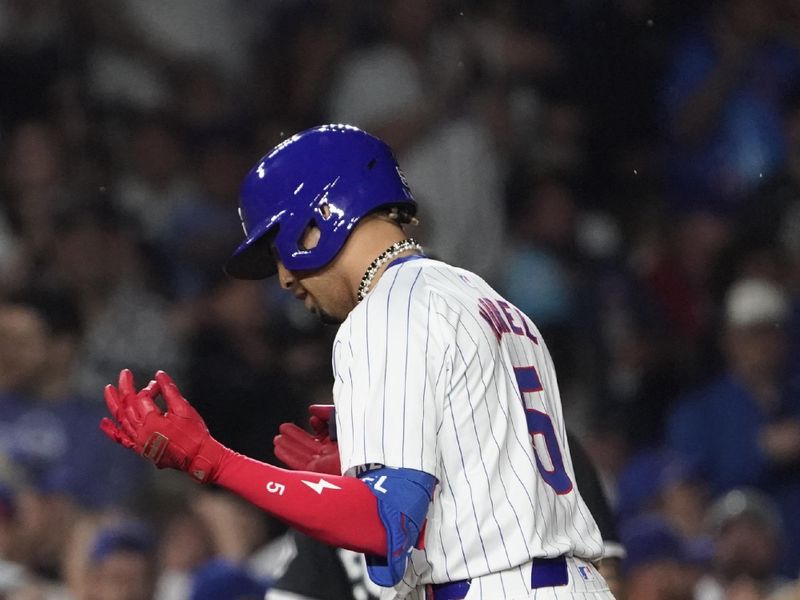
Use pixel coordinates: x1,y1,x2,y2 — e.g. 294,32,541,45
100,369,227,483
274,404,341,475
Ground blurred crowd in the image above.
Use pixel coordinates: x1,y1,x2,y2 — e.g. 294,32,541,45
0,0,799,599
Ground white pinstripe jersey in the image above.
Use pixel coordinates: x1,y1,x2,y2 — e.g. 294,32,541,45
331,257,604,595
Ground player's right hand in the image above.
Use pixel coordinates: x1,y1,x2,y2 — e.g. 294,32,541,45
100,369,228,483
274,404,341,475
308,403,335,438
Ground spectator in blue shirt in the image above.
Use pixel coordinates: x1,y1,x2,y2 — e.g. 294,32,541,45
667,277,800,574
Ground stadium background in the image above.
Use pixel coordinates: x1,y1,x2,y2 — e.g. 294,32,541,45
0,0,798,598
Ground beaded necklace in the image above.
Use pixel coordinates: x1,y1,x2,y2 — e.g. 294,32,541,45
356,238,422,302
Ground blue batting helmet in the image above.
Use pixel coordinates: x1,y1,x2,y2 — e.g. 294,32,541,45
224,124,416,279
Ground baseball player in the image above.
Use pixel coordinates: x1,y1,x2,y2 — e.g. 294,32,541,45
100,124,615,599
269,416,622,600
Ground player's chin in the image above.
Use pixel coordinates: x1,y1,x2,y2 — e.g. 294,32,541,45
306,301,342,325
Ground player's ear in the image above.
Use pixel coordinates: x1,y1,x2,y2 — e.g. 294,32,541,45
300,222,321,250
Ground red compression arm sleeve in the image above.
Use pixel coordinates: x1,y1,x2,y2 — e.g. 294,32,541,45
212,446,387,556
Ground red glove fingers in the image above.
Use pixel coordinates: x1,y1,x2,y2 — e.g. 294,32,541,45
310,445,341,475
99,417,137,450
279,423,325,452
127,387,158,425
100,370,154,452
273,425,341,475
274,423,323,471
157,371,198,419
308,416,326,436
103,378,124,424
273,422,341,473
308,404,334,436
104,370,161,443
274,440,313,471
308,405,335,420
104,383,138,442
118,370,156,425
273,403,342,474
118,368,137,399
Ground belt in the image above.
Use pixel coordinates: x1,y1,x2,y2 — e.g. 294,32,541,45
426,556,569,600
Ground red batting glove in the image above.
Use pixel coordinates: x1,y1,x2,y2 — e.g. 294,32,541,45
308,404,335,438
100,370,228,483
273,404,341,475
100,369,157,453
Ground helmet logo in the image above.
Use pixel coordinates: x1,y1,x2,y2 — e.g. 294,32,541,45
257,162,266,179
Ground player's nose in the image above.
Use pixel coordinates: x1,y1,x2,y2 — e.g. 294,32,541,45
276,261,294,291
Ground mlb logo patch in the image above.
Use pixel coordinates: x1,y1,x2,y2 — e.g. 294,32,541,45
577,565,595,581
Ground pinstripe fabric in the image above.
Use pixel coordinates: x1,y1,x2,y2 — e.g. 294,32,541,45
332,259,608,599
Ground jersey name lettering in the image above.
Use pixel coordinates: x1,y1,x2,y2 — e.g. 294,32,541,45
477,297,538,344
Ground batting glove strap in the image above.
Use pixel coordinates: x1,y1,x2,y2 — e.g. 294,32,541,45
142,431,170,464
187,437,230,484
140,420,229,484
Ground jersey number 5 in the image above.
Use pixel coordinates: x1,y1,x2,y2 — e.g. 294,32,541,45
513,366,573,495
